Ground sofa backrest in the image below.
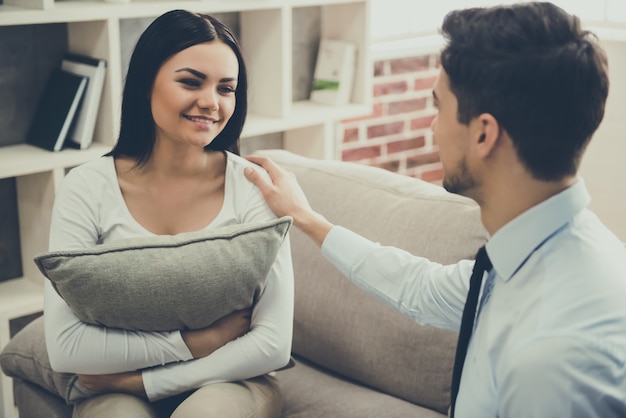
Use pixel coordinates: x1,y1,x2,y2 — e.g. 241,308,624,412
256,150,488,414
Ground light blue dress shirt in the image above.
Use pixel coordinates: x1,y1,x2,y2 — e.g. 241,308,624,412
322,179,626,417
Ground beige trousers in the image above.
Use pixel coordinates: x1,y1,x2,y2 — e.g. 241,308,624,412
73,375,281,418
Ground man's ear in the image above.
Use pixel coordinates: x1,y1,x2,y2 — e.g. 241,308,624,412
474,113,500,158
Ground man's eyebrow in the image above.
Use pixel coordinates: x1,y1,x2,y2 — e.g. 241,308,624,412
175,68,206,80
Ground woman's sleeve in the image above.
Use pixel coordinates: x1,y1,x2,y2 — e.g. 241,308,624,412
141,167,294,401
44,168,193,374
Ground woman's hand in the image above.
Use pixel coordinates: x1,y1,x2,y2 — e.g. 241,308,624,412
77,371,146,398
181,308,252,359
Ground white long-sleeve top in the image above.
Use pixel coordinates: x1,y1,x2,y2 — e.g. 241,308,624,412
44,151,294,401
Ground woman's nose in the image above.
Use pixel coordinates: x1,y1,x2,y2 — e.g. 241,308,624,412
198,90,219,111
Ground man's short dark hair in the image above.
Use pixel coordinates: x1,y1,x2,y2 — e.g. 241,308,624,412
440,2,609,181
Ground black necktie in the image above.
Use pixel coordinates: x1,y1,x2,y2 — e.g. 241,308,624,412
449,246,492,418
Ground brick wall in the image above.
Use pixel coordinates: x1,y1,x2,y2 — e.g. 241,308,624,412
338,53,443,184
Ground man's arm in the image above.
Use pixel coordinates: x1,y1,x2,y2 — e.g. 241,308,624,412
244,155,334,247
245,155,470,331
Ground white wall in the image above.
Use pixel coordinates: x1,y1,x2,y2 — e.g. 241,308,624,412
369,0,626,42
580,37,626,241
370,0,517,41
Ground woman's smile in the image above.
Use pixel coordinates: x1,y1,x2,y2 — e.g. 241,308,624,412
183,114,220,130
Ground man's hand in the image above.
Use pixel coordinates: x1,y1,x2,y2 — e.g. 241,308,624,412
182,308,252,359
77,371,146,398
244,155,334,247
244,156,314,222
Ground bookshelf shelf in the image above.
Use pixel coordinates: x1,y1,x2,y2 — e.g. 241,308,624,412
0,143,111,179
0,0,368,26
0,278,43,320
0,2,370,416
242,101,369,138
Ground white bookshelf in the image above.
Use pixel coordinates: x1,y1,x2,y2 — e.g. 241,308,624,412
0,279,44,418
0,1,371,416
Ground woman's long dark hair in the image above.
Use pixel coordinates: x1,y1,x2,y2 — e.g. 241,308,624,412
107,10,248,165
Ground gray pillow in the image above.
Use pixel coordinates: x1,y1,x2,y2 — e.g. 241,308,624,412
34,217,292,332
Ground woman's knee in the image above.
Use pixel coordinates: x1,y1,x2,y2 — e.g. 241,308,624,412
171,375,282,418
73,393,159,418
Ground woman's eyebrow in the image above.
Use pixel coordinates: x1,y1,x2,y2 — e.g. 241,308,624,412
175,67,206,79
175,68,236,83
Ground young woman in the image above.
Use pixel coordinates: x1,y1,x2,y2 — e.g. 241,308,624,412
43,10,293,418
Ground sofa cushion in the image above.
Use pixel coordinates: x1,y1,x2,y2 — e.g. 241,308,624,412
257,150,488,414
0,316,97,405
14,378,73,418
276,357,446,418
33,217,291,332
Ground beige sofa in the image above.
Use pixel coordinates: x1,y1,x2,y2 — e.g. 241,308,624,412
1,149,487,417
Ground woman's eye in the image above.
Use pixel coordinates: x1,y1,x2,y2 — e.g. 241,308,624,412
179,79,201,87
220,85,236,94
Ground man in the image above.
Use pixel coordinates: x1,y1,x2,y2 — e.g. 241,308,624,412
245,2,626,417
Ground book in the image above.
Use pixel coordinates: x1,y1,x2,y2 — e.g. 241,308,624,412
310,39,357,106
61,53,107,149
26,69,88,152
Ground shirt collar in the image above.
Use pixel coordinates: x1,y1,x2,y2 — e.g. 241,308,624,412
486,178,591,282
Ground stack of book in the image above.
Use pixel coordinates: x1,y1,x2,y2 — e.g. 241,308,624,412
27,54,106,152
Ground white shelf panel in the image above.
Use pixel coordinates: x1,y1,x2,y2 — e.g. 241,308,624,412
0,277,44,418
0,278,44,320
0,143,111,180
291,100,370,122
0,0,283,26
0,0,367,27
290,0,365,6
242,101,369,138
